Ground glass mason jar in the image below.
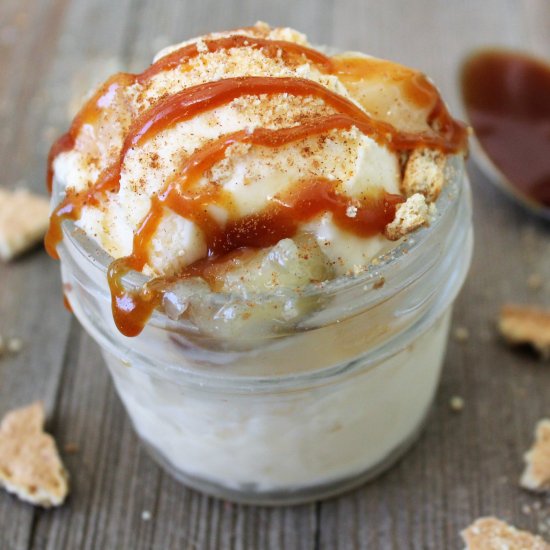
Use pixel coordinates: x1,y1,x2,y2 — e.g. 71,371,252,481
56,155,473,505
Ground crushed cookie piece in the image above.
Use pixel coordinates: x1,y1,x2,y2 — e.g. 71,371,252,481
0,189,50,261
6,337,22,354
528,273,544,291
521,419,550,492
449,396,465,412
63,442,79,454
499,305,550,358
461,517,550,550
454,326,470,342
0,402,69,507
384,193,429,241
401,147,446,202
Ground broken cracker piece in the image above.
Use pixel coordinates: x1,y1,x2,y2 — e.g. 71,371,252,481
0,402,68,507
521,419,550,492
499,305,550,359
454,326,470,342
402,147,446,202
0,188,50,261
384,193,429,241
462,517,550,550
527,273,543,291
449,395,465,412
63,442,79,454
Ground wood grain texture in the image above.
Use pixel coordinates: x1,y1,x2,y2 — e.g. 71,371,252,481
0,0,549,548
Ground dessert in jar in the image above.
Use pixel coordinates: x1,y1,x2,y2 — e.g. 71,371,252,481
46,22,472,504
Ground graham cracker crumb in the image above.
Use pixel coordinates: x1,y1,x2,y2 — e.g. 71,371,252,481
63,442,79,454
6,337,22,354
384,193,429,241
0,402,69,507
449,396,465,412
521,419,550,492
402,147,446,202
0,336,23,356
528,274,544,291
461,517,550,549
0,189,50,261
499,305,550,358
454,326,470,343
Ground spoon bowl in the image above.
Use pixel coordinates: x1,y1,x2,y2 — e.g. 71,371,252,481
459,48,550,221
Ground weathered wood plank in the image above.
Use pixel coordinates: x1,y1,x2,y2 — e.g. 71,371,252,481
0,0,74,548
24,0,323,549
521,0,550,56
321,1,550,548
319,164,550,550
1,0,549,549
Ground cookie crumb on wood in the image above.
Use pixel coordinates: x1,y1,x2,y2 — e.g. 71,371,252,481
449,395,465,412
6,337,22,354
0,402,68,507
454,326,470,342
521,419,550,493
499,305,550,358
461,517,550,549
527,273,543,291
63,442,79,454
0,189,50,261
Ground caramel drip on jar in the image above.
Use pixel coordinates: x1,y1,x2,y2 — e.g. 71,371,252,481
45,33,469,337
63,293,73,313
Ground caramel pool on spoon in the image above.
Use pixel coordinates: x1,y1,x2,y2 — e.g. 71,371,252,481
460,48,550,218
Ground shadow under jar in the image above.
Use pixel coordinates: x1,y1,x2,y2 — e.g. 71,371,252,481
57,155,472,505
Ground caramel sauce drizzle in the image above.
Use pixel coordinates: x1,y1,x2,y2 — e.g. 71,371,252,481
138,35,334,82
46,35,332,193
46,34,468,336
46,74,135,193
107,115,403,336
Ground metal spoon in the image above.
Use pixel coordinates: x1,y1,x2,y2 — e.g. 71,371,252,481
458,48,550,221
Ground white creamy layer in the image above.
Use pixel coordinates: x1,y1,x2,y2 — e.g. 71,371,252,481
52,23,404,278
105,311,450,492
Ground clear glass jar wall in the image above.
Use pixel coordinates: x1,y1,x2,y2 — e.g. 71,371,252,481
58,156,473,505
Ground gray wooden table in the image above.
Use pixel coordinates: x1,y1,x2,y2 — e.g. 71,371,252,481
0,0,549,548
